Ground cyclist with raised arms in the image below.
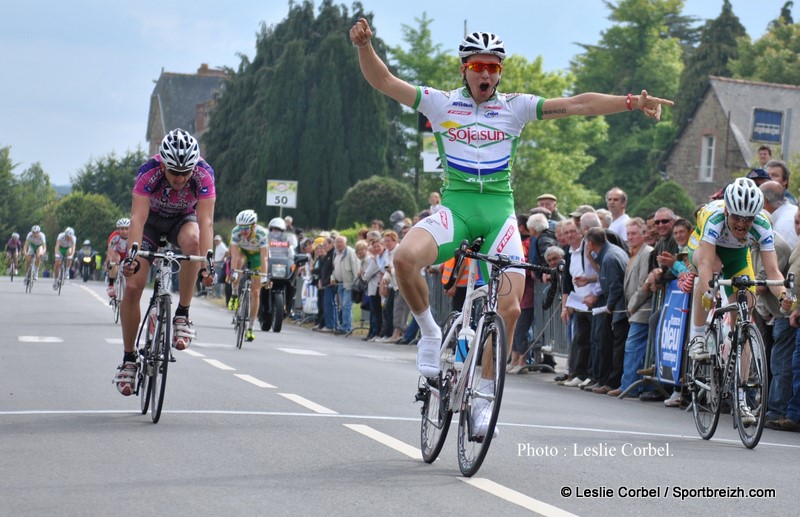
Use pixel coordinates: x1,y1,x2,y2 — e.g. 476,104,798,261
105,218,130,298
6,232,22,276
227,209,269,343
687,177,792,424
51,227,77,289
350,19,673,436
114,128,216,396
23,225,46,280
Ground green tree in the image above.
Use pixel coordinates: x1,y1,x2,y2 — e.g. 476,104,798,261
204,0,396,229
630,180,696,219
571,0,684,197
44,192,121,255
71,149,146,212
730,5,800,84
336,175,417,228
0,146,19,237
673,0,746,129
13,162,57,234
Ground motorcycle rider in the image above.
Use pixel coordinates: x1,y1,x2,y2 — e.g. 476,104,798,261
76,240,96,281
228,209,268,342
105,218,130,298
52,227,77,289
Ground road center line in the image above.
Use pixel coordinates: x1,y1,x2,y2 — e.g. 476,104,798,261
203,359,236,370
460,477,579,516
182,349,206,358
343,424,422,460
234,374,276,388
278,393,337,414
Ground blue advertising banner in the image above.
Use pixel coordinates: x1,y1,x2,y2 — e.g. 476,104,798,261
751,108,783,144
655,280,690,386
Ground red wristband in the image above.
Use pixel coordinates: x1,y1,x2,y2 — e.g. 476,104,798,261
625,93,634,111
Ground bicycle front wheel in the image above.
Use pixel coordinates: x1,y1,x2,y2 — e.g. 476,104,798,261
420,311,458,464
138,306,156,415
236,287,250,349
457,313,506,477
735,323,767,448
690,328,722,440
57,265,64,296
150,296,171,423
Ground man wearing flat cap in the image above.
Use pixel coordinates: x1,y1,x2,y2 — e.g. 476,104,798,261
537,193,566,221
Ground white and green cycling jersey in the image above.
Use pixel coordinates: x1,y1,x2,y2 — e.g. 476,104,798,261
410,86,546,268
413,86,545,195
689,200,774,252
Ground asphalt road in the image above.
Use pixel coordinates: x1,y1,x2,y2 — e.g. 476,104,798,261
1,276,798,516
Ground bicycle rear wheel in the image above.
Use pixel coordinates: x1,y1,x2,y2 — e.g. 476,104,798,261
690,328,722,440
150,296,171,423
457,313,506,477
420,311,458,464
735,323,767,448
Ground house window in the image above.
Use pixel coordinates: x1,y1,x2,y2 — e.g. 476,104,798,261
699,135,715,182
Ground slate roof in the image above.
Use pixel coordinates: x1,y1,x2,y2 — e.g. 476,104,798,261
146,71,225,139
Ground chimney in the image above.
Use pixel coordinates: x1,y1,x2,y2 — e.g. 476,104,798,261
197,63,210,75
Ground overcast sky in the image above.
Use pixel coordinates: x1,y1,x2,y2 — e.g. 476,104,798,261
0,0,784,185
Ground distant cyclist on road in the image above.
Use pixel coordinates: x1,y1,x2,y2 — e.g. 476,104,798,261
350,19,673,437
114,128,216,396
6,232,22,276
105,218,130,298
686,177,791,424
228,209,269,343
23,225,46,281
52,227,77,289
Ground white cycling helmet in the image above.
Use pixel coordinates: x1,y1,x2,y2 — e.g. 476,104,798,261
159,128,199,172
116,218,131,228
724,177,764,217
458,32,506,62
31,225,41,233
12,232,19,239
64,227,75,237
236,209,258,226
268,217,286,231
83,240,91,246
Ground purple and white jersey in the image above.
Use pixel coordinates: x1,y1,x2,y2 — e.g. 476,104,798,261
132,155,216,218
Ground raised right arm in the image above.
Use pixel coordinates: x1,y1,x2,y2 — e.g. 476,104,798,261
349,18,417,108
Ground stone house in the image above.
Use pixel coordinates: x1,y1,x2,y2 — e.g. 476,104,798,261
660,76,800,203
145,63,226,156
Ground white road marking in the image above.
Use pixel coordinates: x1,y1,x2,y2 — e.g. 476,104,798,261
105,338,123,344
460,478,579,516
203,359,236,371
344,424,422,460
182,349,206,358
277,348,326,356
278,393,337,414
78,284,109,305
234,374,276,388
18,336,63,343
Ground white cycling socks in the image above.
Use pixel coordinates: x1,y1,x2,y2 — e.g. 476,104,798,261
413,307,440,337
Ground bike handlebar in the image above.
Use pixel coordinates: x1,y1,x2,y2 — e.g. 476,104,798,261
443,238,565,291
711,272,795,290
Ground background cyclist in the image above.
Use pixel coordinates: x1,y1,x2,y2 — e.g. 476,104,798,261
115,128,216,396
105,218,130,299
5,232,22,276
350,19,673,437
686,177,791,424
228,209,268,343
51,227,77,289
22,225,46,281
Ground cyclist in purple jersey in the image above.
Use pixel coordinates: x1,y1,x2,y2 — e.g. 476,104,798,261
350,19,674,396
6,232,22,275
115,128,216,396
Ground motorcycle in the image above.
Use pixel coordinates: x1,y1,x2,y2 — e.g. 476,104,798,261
258,240,309,333
80,253,95,282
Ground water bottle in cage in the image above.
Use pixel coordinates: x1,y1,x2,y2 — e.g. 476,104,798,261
455,327,474,371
